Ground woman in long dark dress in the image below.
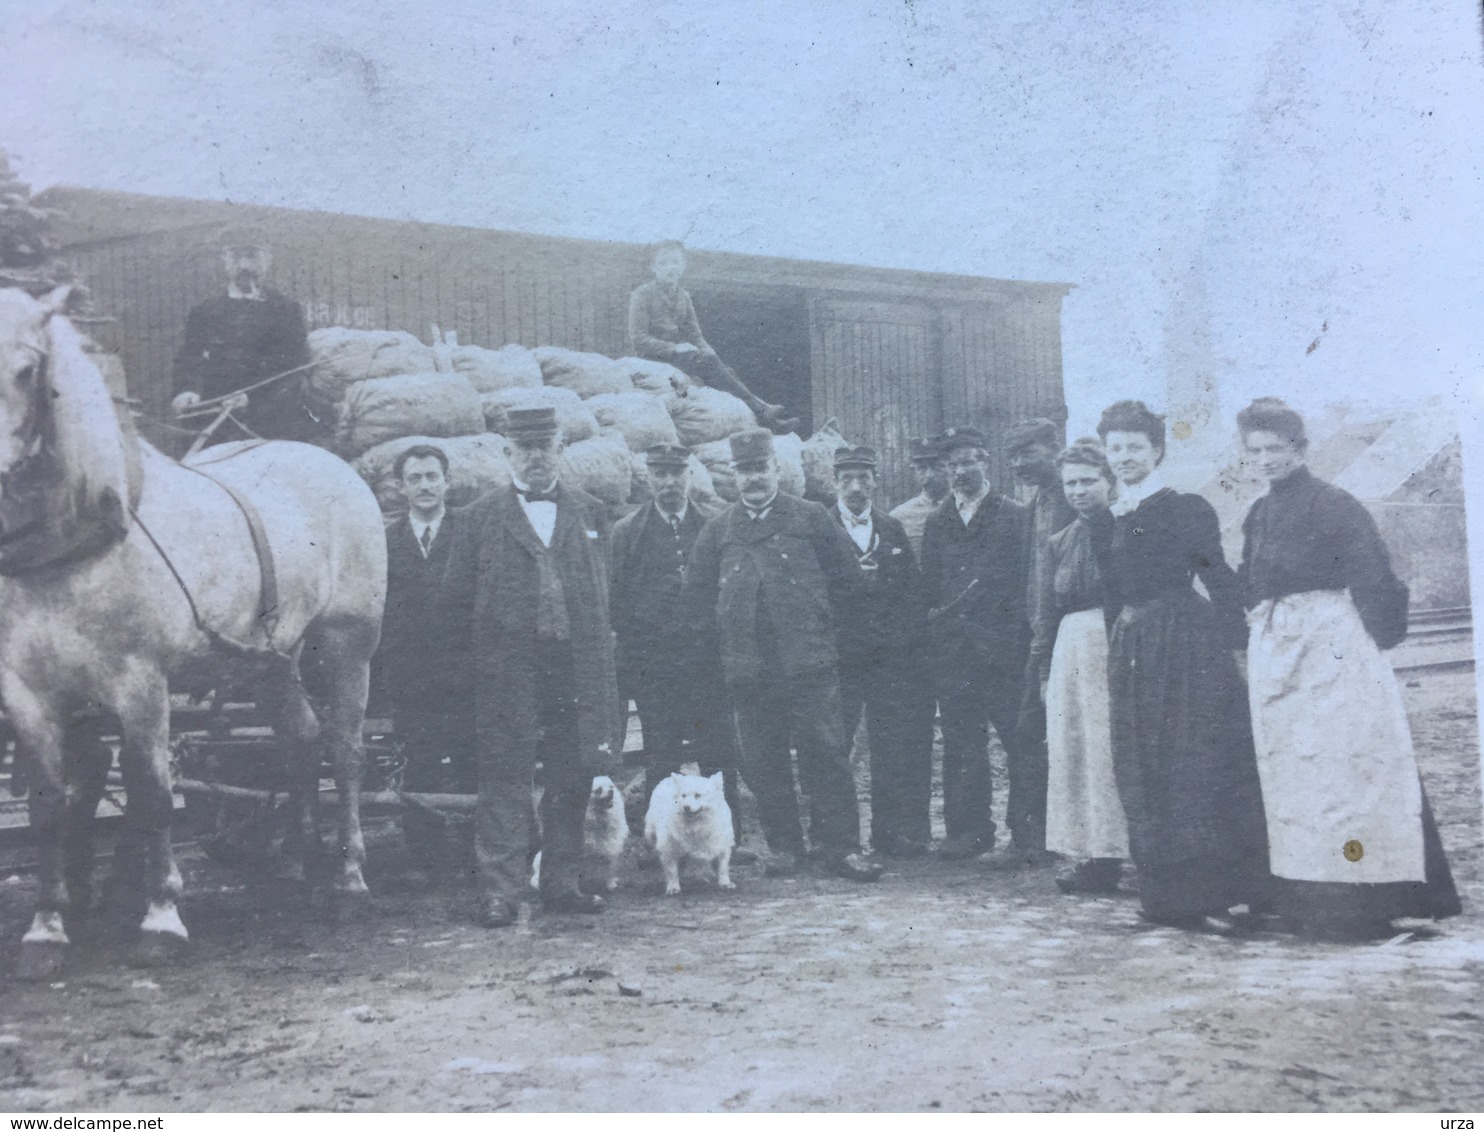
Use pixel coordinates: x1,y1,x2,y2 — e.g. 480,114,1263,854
1237,397,1460,940
1095,400,1272,929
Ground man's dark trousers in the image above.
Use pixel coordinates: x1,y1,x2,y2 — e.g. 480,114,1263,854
936,642,1025,846
840,661,931,848
474,640,588,899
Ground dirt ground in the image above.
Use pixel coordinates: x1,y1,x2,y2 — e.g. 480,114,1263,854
0,669,1481,1113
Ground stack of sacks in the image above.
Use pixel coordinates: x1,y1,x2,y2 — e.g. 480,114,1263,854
629,452,726,514
692,433,807,502
481,385,598,444
618,357,695,397
336,372,485,457
533,346,634,399
307,328,436,407
586,391,681,452
450,343,544,393
559,432,632,506
353,433,513,514
665,386,756,447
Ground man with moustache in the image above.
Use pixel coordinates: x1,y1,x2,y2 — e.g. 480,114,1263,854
1003,418,1076,864
889,435,952,562
611,443,741,840
830,446,932,857
440,406,621,927
685,429,882,881
919,426,1033,862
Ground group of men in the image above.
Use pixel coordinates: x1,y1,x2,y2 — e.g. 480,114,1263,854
375,410,1077,929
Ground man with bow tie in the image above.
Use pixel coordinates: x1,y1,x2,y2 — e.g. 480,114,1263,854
684,429,882,882
440,406,621,927
829,446,933,858
611,444,740,838
376,444,474,870
919,426,1033,863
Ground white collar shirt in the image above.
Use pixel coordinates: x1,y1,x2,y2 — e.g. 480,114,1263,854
743,493,778,522
656,499,689,529
953,485,991,526
226,282,265,301
513,479,558,548
1109,469,1167,517
837,499,874,552
408,510,445,557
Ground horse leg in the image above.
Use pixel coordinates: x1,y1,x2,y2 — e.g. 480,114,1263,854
61,719,113,920
260,656,322,885
312,621,373,901
6,681,71,980
113,676,189,967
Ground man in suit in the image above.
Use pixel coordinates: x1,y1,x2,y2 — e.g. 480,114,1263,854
685,429,882,882
627,241,800,433
1006,418,1077,863
611,443,741,839
171,226,320,446
441,406,621,927
920,426,1033,861
830,446,933,858
888,435,951,562
376,443,473,870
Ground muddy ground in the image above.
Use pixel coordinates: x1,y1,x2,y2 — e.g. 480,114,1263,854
0,669,1481,1113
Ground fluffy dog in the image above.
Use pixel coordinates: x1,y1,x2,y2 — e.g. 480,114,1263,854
530,775,629,892
644,765,736,896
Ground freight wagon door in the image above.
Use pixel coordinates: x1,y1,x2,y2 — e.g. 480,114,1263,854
809,298,941,507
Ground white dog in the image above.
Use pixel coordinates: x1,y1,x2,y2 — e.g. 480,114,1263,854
530,775,629,892
644,766,736,896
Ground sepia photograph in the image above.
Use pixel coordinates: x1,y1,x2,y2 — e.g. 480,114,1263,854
0,0,1481,1115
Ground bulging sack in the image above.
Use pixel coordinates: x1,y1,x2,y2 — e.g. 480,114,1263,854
308,328,437,403
619,357,695,397
532,346,635,399
665,386,756,447
560,432,633,506
800,419,851,500
336,372,485,457
586,391,681,452
451,343,544,393
353,432,514,513
480,385,598,444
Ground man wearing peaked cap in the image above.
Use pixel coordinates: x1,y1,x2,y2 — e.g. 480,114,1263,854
919,422,1035,863
612,443,742,842
439,400,621,926
889,434,951,563
829,445,933,857
683,427,884,881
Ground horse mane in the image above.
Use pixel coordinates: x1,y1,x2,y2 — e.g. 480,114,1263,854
0,292,138,575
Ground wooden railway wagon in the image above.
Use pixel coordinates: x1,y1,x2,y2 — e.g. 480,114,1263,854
38,187,1073,506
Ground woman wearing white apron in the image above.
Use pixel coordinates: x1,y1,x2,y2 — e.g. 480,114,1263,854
1029,439,1129,894
1237,397,1460,941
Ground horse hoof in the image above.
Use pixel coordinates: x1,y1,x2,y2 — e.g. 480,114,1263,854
128,930,189,969
16,941,66,982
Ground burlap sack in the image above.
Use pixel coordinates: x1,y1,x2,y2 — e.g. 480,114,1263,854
532,345,635,399
619,357,695,397
353,432,514,513
451,343,544,393
560,432,633,506
800,419,851,500
336,372,485,457
480,384,599,444
586,391,681,452
665,386,756,447
308,328,436,403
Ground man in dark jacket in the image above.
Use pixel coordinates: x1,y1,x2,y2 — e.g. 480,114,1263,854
685,429,882,881
172,228,319,445
920,426,1033,861
829,446,932,857
375,443,473,870
440,406,621,927
611,443,740,837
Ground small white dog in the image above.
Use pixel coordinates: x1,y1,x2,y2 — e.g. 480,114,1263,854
644,765,736,896
530,775,629,892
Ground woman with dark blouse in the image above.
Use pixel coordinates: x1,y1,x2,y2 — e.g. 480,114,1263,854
1238,398,1460,940
1094,401,1272,930
1031,439,1128,895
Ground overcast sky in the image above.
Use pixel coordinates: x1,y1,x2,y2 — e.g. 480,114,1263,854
1,0,1481,440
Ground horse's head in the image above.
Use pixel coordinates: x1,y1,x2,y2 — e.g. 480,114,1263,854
0,287,133,573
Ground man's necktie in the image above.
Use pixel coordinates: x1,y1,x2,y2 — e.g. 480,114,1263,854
520,487,559,504
419,526,432,556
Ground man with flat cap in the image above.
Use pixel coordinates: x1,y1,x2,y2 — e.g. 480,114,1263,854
685,429,882,881
612,443,741,839
919,425,1033,862
830,445,932,857
1005,417,1076,862
889,435,952,563
172,225,319,446
440,405,621,926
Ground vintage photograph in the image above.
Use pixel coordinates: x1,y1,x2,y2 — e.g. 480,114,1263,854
0,0,1480,1115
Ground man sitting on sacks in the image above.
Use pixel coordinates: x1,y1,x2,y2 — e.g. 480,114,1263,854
627,240,802,434
684,428,883,882
171,225,321,446
439,405,622,928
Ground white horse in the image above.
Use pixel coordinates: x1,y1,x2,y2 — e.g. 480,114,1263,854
0,287,386,978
